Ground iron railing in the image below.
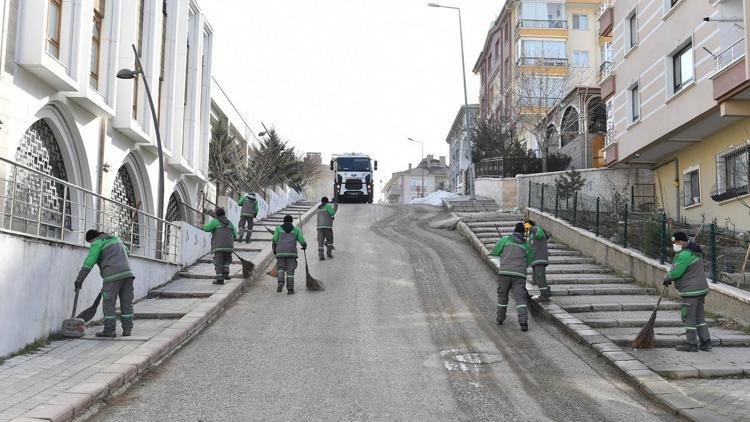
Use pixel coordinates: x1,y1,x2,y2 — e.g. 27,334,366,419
516,19,568,29
715,38,745,73
0,156,180,263
604,126,616,147
516,56,569,67
598,60,614,82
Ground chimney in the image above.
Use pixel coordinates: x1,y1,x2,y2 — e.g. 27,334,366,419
408,163,412,170
439,156,446,167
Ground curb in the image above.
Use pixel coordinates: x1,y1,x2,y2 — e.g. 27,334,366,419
455,217,732,422
14,204,317,422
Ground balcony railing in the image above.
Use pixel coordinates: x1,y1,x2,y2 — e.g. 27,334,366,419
516,19,568,29
516,57,569,67
598,0,613,18
604,126,617,147
519,96,561,108
715,38,745,73
0,156,180,263
598,61,614,82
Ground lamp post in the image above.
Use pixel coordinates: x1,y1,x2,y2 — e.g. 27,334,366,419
408,137,425,198
428,2,475,200
117,44,165,220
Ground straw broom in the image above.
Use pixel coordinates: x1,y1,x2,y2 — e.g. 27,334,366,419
299,211,325,291
631,286,667,349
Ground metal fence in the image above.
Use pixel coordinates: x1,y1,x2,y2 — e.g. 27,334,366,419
0,157,180,264
528,182,750,290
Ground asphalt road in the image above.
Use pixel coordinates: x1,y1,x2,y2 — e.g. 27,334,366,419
92,204,676,422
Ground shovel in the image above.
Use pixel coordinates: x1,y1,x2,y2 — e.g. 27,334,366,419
62,289,86,338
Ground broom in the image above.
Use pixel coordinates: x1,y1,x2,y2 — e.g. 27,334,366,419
631,286,667,349
233,252,255,278
303,248,325,291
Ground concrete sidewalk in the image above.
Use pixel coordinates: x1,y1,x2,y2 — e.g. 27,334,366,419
450,202,749,421
0,202,317,422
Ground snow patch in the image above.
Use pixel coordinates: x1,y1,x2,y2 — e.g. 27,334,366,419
409,190,458,206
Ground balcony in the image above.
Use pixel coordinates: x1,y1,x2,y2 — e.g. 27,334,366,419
604,126,616,147
715,38,745,73
598,61,614,82
598,2,613,37
711,38,748,101
599,61,616,100
516,57,569,68
516,19,568,29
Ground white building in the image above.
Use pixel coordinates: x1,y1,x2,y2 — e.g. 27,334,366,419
445,104,478,194
382,155,450,204
0,0,215,355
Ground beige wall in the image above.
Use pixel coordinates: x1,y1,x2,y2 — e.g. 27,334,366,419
655,119,750,229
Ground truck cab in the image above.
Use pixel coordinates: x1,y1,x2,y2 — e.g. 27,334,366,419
330,154,377,203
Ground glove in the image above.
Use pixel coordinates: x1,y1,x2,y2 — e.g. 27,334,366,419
74,268,89,290
662,274,673,286
74,279,83,290
301,243,307,250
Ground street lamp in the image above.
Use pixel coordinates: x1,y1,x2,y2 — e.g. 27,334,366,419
428,2,476,200
407,137,425,198
117,44,165,220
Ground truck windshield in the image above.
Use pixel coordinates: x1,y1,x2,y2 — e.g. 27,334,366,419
337,157,371,171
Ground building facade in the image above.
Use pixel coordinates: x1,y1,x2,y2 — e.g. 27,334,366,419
600,0,750,228
473,0,607,163
382,155,449,203
445,104,479,194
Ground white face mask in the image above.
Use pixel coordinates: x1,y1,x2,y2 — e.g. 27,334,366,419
673,244,682,252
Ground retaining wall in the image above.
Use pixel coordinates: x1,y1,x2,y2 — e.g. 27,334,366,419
475,178,518,209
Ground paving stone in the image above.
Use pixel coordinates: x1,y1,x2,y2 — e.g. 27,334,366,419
640,380,680,396
656,393,703,412
677,407,734,422
22,404,73,421
132,298,204,319
550,284,654,296
179,263,245,279
602,351,635,361
593,342,621,353
151,278,220,298
577,310,684,328
632,348,750,379
47,392,94,415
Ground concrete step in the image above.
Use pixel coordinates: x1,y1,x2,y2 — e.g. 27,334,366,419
549,284,656,296
178,263,244,279
488,258,611,274
549,249,582,256
234,245,264,253
132,297,203,319
553,295,680,312
599,327,750,348
482,239,569,250
466,219,526,227
150,278,222,298
577,310,687,328
197,251,259,264
541,274,634,285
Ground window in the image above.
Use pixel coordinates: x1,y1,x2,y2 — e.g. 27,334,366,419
90,0,105,90
672,43,694,92
573,50,589,67
520,39,566,58
715,145,749,200
158,0,168,123
572,14,588,30
683,168,701,206
46,0,62,58
629,83,640,121
133,0,145,118
628,12,637,49
494,40,499,58
519,1,566,27
601,42,613,63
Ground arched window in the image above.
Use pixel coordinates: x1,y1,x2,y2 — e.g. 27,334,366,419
587,97,607,133
165,191,183,223
109,166,140,247
560,107,579,148
8,120,71,237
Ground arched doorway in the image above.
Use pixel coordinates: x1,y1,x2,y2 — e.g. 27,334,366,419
109,165,140,248
6,120,71,238
560,106,579,148
165,191,184,223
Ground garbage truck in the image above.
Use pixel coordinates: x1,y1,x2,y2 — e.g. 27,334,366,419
330,153,378,203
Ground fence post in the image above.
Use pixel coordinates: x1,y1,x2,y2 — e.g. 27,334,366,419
554,193,559,218
630,186,635,211
528,181,532,208
659,213,667,264
623,204,629,248
540,184,545,211
710,221,718,282
595,197,600,237
572,192,578,227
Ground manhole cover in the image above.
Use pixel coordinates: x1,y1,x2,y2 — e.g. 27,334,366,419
442,350,504,365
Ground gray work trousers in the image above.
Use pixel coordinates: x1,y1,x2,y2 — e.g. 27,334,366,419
214,251,232,281
102,277,135,332
681,295,710,345
532,265,550,298
238,216,254,242
497,275,529,325
277,257,298,291
317,229,334,258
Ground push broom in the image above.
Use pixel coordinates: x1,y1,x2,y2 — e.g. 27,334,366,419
299,211,324,291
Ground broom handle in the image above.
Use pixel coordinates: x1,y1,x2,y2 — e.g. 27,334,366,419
71,289,80,318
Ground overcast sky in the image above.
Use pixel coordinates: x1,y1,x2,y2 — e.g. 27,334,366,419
201,0,501,199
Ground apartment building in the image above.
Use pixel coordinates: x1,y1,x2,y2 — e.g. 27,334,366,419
0,0,214,229
473,0,605,161
445,104,479,194
600,0,750,228
382,155,449,203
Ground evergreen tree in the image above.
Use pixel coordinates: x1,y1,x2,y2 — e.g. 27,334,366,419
555,169,586,198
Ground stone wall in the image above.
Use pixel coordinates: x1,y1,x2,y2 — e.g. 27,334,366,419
475,178,518,210
517,167,654,210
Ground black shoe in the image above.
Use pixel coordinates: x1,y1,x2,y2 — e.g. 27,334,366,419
277,282,284,293
287,289,295,295
699,341,712,352
327,255,334,259
496,319,504,326
319,256,325,261
520,323,529,332
95,330,116,338
213,279,224,285
121,329,132,337
675,344,698,352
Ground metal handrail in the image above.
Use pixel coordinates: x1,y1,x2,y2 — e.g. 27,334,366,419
516,19,568,29
516,56,569,67
715,38,745,72
0,156,180,263
604,127,617,147
598,61,614,82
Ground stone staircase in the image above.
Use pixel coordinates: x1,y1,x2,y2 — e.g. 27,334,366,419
456,206,750,420
132,201,316,318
